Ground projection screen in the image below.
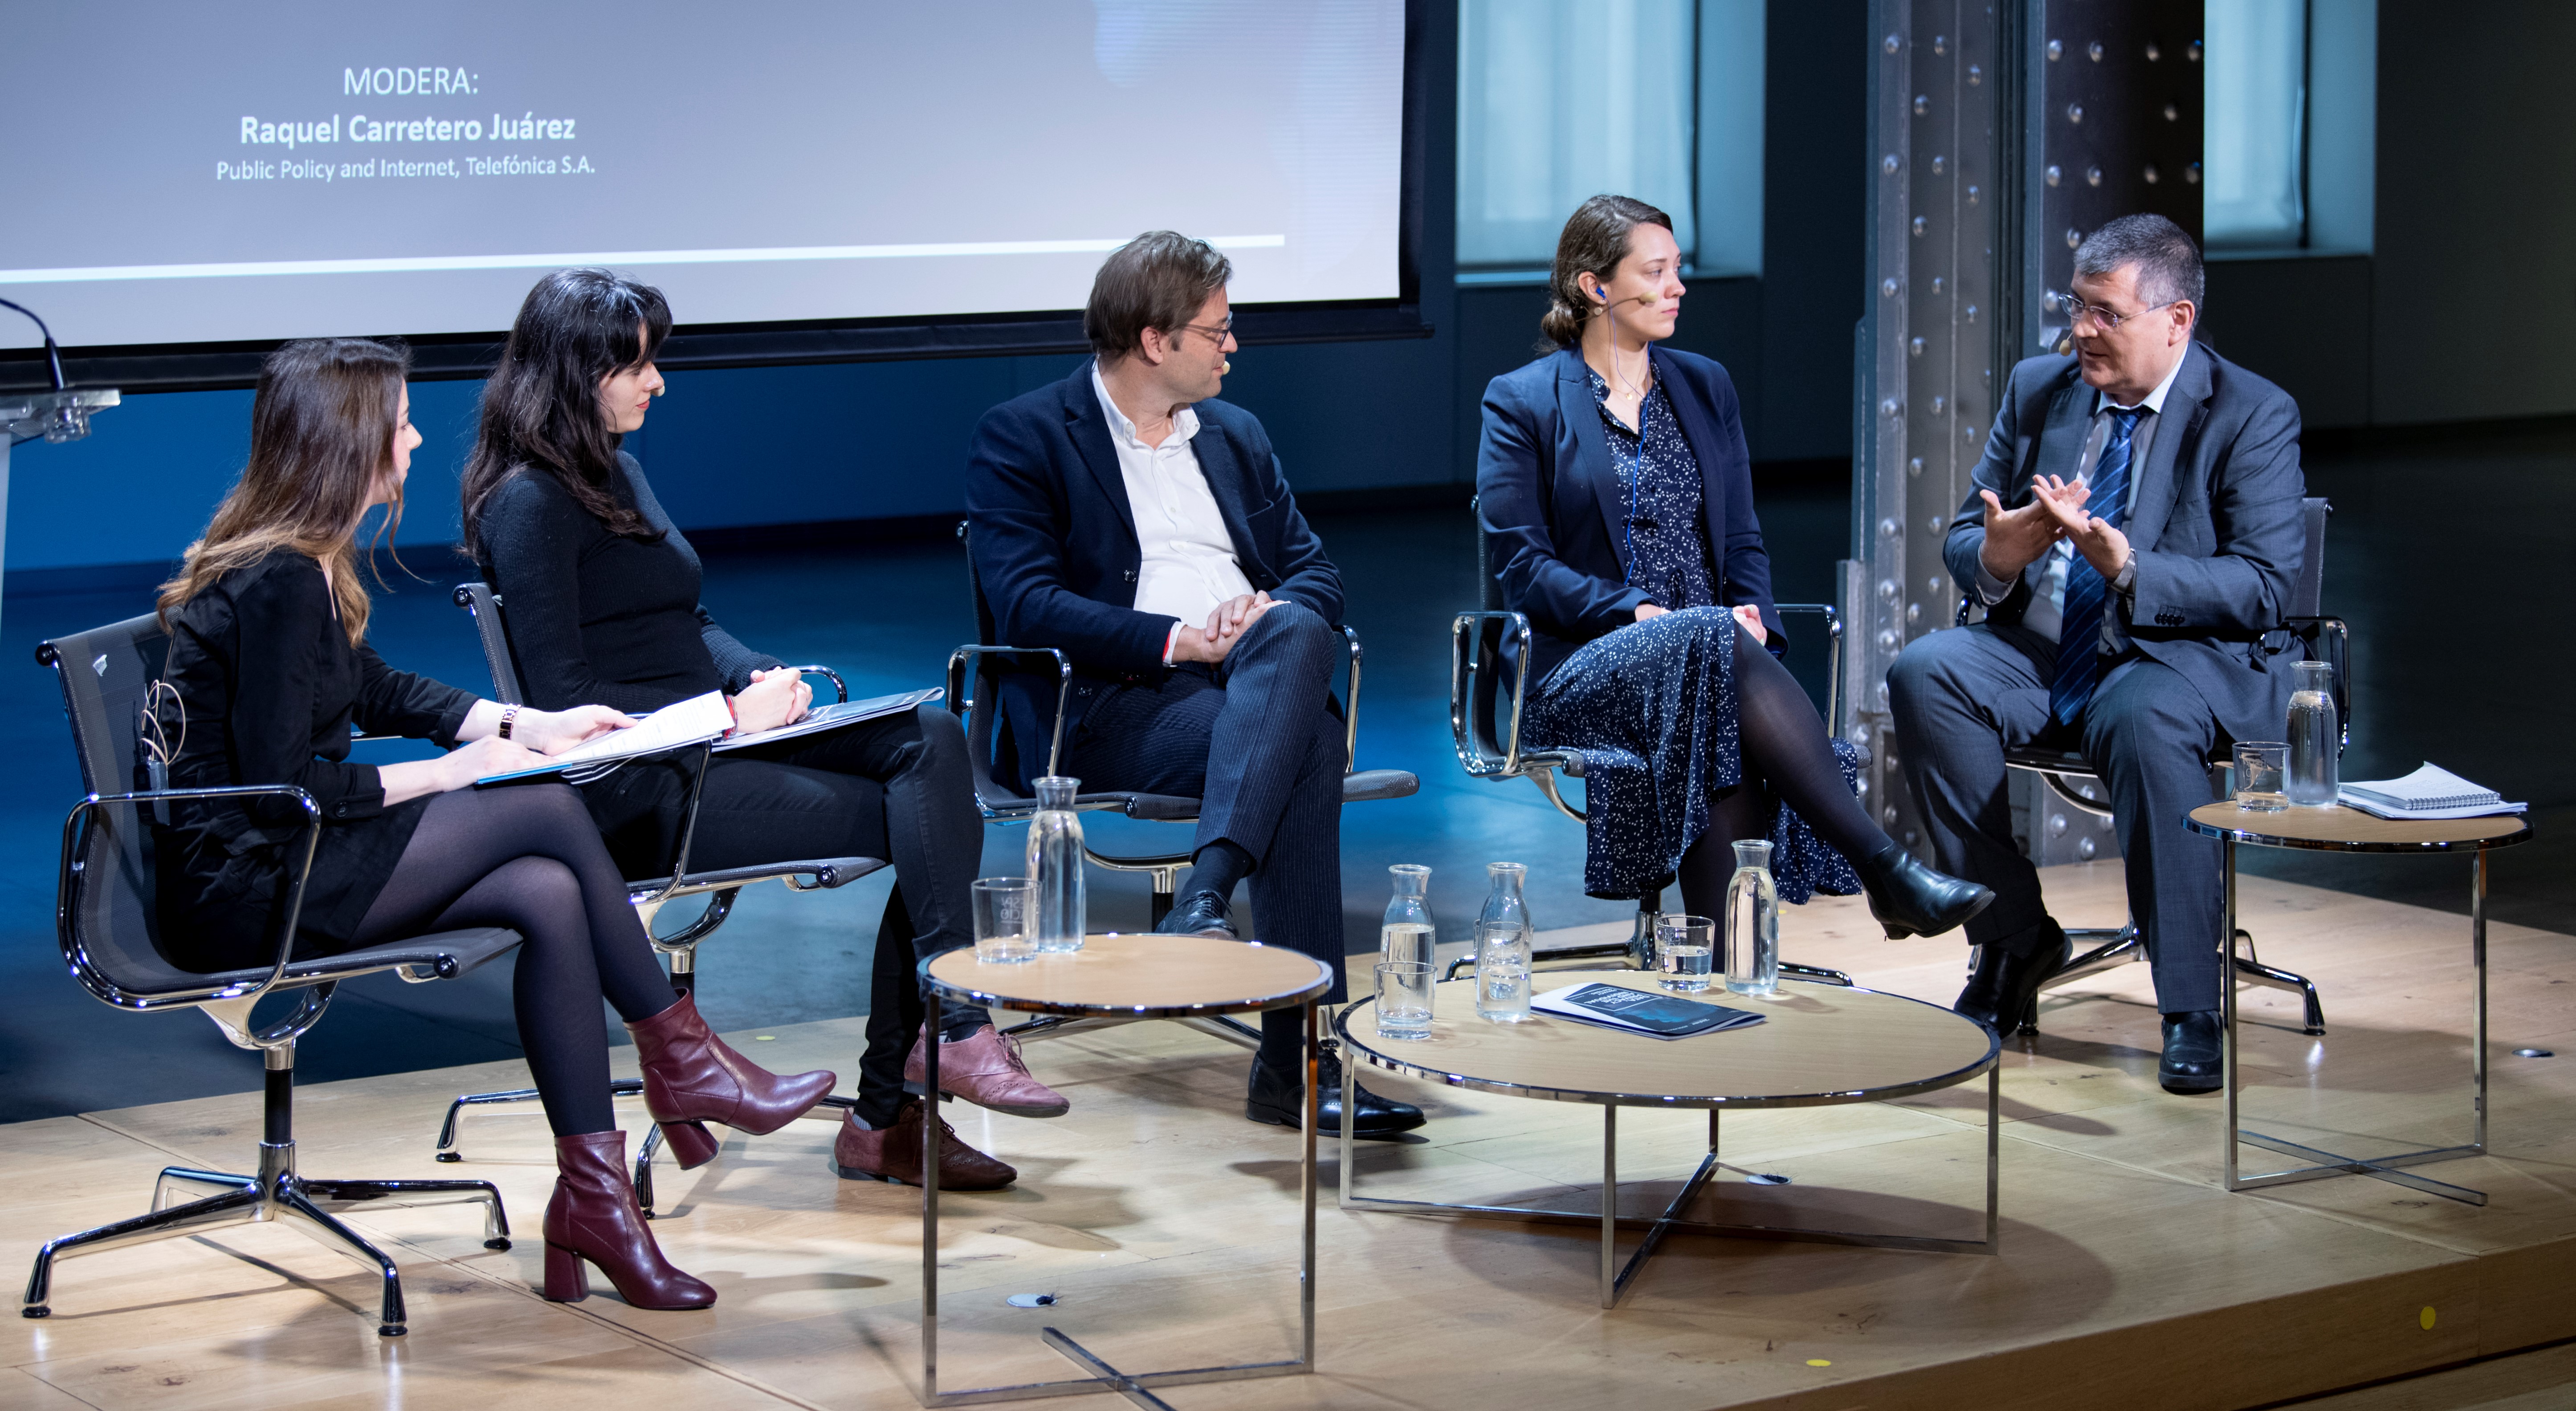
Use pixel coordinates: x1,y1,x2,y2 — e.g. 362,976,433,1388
0,0,1415,384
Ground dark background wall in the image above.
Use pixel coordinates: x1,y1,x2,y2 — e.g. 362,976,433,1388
8,0,2567,586
2200,0,2576,432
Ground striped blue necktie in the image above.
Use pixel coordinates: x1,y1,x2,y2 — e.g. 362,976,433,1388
2049,406,2145,726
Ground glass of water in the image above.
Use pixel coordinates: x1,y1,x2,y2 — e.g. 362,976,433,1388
2234,741,2289,812
1655,914,1716,992
971,878,1035,964
1374,961,1435,1040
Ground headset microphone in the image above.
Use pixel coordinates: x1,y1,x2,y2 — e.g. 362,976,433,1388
1219,360,1231,374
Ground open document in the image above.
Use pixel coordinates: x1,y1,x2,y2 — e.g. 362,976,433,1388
474,687,946,787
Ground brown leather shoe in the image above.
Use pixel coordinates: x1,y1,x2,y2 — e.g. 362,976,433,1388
833,1102,1016,1191
543,1130,715,1309
626,992,838,1168
904,1023,1069,1118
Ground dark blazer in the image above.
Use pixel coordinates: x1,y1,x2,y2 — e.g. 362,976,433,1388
964,361,1342,790
477,451,783,714
1946,341,2307,741
1476,345,1782,683
152,549,475,972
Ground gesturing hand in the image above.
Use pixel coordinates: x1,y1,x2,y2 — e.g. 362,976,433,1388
1977,483,2067,582
2030,474,2132,581
515,704,636,756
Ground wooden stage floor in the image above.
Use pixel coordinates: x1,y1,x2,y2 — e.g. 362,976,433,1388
4,863,2572,1411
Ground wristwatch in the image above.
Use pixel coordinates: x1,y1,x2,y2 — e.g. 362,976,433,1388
497,704,521,740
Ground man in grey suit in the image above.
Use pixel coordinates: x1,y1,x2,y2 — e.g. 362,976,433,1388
1887,214,2307,1092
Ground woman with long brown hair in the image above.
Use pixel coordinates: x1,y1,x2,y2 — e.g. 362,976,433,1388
1476,195,1995,951
459,269,1051,1192
152,337,832,1309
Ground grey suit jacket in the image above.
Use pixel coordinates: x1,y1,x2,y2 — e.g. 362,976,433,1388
1943,341,2308,741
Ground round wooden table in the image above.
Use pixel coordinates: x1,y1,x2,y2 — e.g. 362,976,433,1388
914,933,1333,1407
2185,802,2534,1207
1336,973,2001,1307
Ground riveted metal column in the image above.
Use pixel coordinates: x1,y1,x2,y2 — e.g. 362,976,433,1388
1855,0,2199,866
2021,5,2205,363
1853,0,2007,854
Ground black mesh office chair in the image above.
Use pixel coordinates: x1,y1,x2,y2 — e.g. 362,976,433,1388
431,584,887,1212
1968,496,2340,1035
22,614,520,1336
1449,496,1857,985
950,520,1420,1048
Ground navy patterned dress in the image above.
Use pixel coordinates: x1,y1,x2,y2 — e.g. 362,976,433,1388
1523,370,1865,904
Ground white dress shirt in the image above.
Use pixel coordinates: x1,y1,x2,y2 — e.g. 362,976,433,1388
1977,349,2186,646
1092,362,1254,663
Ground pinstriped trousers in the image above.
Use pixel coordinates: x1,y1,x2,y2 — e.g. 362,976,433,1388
1063,601,1350,1004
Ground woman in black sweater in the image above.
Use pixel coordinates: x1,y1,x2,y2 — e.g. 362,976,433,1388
154,338,830,1309
461,269,1048,1192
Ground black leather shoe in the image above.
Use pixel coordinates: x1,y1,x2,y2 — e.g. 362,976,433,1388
2158,1010,2225,1094
1246,1051,1424,1139
1155,889,1237,939
1856,846,1996,940
1954,922,2072,1034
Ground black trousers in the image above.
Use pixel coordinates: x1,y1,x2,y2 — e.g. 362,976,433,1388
1886,622,2228,1013
576,703,986,1124
1063,601,1350,1006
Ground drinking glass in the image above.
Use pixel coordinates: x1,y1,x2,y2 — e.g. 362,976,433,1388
971,877,1035,964
1374,961,1435,1041
2234,742,2289,812
1655,914,1716,993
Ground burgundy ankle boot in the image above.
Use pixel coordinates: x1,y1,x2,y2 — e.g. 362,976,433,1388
542,1130,715,1309
626,992,837,1168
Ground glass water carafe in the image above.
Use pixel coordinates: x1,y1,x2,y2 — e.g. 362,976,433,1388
1381,864,1435,968
1724,840,1780,996
1474,862,1534,1022
2286,660,2340,807
1026,776,1087,952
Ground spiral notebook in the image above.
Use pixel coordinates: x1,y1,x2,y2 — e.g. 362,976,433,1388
2338,763,2525,821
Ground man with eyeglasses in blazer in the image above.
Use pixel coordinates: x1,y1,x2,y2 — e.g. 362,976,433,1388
964,230,1426,1140
1886,213,2310,1093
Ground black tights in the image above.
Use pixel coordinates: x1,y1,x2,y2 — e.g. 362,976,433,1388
1675,625,1894,917
354,784,676,1136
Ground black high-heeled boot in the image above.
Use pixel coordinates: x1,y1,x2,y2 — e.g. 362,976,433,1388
1855,845,1995,939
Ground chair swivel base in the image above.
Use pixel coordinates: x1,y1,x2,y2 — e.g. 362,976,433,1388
22,1143,509,1336
2018,925,2327,1036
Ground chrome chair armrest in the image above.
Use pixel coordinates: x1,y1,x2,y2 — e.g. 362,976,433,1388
780,664,848,703
947,643,1075,780
2283,616,2351,752
1451,610,1535,779
61,783,323,1012
1338,626,1365,773
1772,602,1843,731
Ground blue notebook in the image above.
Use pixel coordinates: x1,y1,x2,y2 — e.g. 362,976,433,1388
1532,981,1765,1040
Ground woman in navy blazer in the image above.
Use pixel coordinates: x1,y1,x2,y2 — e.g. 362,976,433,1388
1475,195,1990,939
